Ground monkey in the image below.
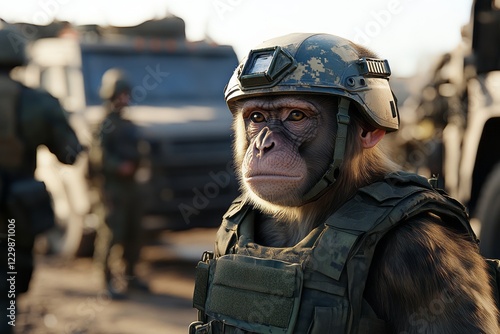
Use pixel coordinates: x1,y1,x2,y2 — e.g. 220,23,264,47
230,94,499,333
190,33,500,334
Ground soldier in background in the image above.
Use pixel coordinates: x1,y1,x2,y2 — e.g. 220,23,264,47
95,68,148,299
0,25,82,333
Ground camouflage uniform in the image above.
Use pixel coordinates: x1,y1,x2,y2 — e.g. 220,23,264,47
0,30,82,331
95,69,144,296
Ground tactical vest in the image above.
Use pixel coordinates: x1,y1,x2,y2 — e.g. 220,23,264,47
191,172,476,334
0,75,24,169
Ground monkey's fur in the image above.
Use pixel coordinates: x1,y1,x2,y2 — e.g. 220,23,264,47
229,94,500,333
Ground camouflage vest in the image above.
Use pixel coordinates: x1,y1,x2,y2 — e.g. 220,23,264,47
0,75,24,169
191,172,476,334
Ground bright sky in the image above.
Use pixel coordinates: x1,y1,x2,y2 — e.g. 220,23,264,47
0,0,473,77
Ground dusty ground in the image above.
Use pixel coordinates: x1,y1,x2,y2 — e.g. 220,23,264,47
13,228,217,334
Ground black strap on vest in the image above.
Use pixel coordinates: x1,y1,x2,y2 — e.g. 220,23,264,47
302,97,351,203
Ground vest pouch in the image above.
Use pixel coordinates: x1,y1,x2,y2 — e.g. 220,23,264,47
307,303,348,334
206,254,303,334
193,252,213,313
6,179,55,235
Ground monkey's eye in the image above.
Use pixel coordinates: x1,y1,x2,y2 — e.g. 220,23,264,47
287,110,306,121
250,112,266,123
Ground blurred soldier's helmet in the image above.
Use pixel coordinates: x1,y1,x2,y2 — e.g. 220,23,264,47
224,33,400,131
0,26,27,68
99,68,131,101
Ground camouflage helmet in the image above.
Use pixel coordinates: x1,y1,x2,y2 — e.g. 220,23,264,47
0,26,27,67
225,33,400,202
99,68,131,101
224,33,399,131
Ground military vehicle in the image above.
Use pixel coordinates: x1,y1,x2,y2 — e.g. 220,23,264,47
16,16,240,256
464,0,500,258
394,0,500,258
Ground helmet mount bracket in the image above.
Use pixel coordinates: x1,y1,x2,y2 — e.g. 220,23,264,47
238,46,297,89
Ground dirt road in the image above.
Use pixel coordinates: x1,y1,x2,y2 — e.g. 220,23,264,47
13,228,217,334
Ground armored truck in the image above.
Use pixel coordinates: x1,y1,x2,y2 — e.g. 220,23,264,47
20,17,239,256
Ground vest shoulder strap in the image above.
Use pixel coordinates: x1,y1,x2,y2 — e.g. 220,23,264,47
215,196,249,257
312,171,475,333
314,171,474,281
327,171,474,237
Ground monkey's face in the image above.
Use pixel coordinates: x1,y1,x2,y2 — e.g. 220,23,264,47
234,96,336,207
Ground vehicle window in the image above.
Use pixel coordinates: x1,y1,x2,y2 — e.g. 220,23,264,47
81,51,238,106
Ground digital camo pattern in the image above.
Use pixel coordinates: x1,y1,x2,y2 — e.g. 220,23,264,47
224,33,399,131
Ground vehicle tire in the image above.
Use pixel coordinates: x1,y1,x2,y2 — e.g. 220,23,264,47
477,163,500,259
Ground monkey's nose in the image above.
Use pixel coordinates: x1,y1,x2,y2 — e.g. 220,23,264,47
255,128,275,157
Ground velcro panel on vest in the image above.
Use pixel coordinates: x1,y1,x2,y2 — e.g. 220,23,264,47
308,226,361,281
206,254,303,333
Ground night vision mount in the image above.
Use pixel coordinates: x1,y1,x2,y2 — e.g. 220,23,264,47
238,46,297,89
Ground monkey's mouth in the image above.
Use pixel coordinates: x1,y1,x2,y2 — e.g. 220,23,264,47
244,174,305,204
245,174,303,181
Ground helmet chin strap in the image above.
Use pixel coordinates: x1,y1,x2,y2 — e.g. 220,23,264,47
302,97,350,203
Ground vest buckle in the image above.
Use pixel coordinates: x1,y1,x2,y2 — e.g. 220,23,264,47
189,321,209,334
189,320,228,334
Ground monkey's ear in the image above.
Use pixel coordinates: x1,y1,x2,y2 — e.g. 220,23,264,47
359,128,386,148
